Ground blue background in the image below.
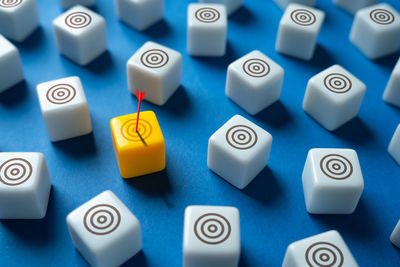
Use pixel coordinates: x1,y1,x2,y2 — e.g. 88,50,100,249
1,0,400,266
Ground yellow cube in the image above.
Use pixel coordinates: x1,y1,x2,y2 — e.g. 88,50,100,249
110,111,165,178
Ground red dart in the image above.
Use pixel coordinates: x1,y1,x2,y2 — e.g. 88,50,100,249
135,89,146,132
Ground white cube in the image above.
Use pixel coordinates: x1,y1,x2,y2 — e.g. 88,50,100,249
127,41,182,106
302,148,364,214
207,115,272,189
115,0,163,31
0,0,39,42
187,3,227,57
273,0,315,10
333,0,377,15
53,5,107,66
0,34,24,93
36,76,92,142
60,0,96,10
350,3,400,60
198,0,242,15
388,124,400,165
275,4,325,60
390,219,400,248
183,205,240,267
225,50,284,115
66,190,142,267
302,65,366,131
282,230,359,267
0,152,51,219
383,57,400,107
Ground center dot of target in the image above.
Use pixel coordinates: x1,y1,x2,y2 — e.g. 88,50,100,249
320,254,329,262
97,216,107,224
208,225,218,233
11,169,19,175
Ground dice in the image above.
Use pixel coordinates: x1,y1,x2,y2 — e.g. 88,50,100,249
115,0,163,31
60,0,95,10
350,3,400,60
273,0,315,10
333,0,377,15
53,5,107,66
302,149,364,214
275,3,325,60
183,205,240,267
302,65,366,131
0,34,24,93
187,3,227,57
36,76,92,142
207,115,272,189
390,219,400,248
383,57,400,107
225,50,284,115
388,124,400,166
0,0,39,42
66,190,142,267
198,0,242,15
110,111,165,178
126,41,182,106
282,230,359,267
0,153,51,219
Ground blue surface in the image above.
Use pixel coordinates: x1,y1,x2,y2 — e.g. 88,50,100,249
1,0,400,266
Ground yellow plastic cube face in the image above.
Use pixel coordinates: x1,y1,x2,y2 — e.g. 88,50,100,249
110,111,165,178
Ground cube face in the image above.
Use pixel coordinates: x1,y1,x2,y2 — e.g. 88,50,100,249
37,76,92,142
111,111,165,178
388,124,400,166
66,190,142,267
225,50,284,115
273,0,315,10
276,4,325,60
183,205,240,267
282,230,359,267
127,41,182,106
0,152,51,219
390,219,400,248
207,115,272,189
198,0,243,15
333,0,377,15
302,149,364,214
350,3,400,59
115,0,163,31
60,0,96,10
0,34,24,93
53,5,107,65
187,4,227,57
383,57,400,107
303,65,366,131
0,0,39,42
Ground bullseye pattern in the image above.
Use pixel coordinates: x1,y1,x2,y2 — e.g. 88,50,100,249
0,158,32,186
140,49,169,69
291,9,316,26
121,119,153,142
323,73,352,94
194,213,231,245
226,125,258,150
305,242,344,267
83,204,121,235
65,12,92,29
320,154,353,180
46,84,76,105
370,9,395,25
0,0,22,8
243,58,270,78
195,8,221,23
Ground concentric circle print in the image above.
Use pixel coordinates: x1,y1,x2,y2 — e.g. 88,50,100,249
194,213,231,245
120,119,153,142
305,242,344,267
226,125,258,150
370,9,395,25
320,154,353,180
195,8,221,23
243,58,270,78
0,158,32,186
65,12,92,29
83,204,121,235
323,73,352,94
0,0,22,8
46,84,76,104
140,49,169,69
291,9,316,26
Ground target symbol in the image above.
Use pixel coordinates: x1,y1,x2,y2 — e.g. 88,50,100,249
195,8,221,23
65,12,92,29
243,58,271,78
46,84,76,105
121,119,153,142
324,73,352,94
370,9,395,25
83,204,121,235
0,158,32,186
291,9,316,26
0,0,22,8
320,154,353,180
194,213,231,245
140,49,169,69
226,125,258,150
305,242,344,267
